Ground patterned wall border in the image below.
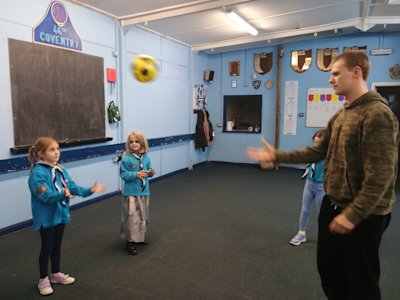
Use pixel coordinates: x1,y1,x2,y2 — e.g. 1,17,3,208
0,134,194,174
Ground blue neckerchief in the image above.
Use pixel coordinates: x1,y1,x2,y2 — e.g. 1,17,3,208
133,153,146,191
35,162,69,207
301,163,315,179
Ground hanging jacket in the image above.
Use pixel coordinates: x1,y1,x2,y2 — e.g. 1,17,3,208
195,110,214,151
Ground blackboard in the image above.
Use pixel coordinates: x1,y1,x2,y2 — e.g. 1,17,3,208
8,38,107,150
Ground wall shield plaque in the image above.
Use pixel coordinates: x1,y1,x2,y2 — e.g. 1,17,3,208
343,46,367,54
254,52,272,74
252,80,261,89
291,49,312,73
316,48,339,72
264,80,273,89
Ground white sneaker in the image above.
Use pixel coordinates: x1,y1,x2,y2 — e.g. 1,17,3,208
290,233,307,246
38,276,54,296
49,272,75,285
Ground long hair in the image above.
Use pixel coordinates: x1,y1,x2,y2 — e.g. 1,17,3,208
313,129,325,140
28,137,58,171
125,131,149,154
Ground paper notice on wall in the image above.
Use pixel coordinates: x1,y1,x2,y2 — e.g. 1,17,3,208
193,84,207,110
306,88,347,127
283,81,298,135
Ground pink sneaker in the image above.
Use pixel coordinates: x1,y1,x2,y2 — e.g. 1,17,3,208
49,272,75,285
38,276,54,296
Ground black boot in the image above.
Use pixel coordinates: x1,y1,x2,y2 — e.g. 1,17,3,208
127,242,138,255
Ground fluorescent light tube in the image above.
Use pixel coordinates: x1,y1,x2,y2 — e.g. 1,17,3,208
227,10,258,36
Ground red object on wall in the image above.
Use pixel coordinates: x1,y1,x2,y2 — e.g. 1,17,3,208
107,68,116,83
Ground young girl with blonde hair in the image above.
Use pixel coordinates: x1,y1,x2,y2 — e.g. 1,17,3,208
28,137,106,296
120,131,156,255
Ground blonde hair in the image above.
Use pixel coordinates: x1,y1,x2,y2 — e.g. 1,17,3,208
125,131,149,154
28,137,59,171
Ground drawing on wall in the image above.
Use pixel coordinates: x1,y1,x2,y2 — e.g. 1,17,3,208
306,88,348,127
193,84,207,110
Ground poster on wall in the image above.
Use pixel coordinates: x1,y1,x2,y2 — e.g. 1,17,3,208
283,81,298,135
193,84,207,110
306,88,347,127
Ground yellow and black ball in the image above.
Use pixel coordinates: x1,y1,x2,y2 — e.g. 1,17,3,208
132,55,159,83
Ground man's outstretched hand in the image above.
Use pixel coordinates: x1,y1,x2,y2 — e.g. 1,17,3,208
247,137,276,162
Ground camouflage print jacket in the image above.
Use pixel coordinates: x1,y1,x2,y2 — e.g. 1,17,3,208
276,91,399,226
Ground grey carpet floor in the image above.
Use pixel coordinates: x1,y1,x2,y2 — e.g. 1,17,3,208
0,162,399,300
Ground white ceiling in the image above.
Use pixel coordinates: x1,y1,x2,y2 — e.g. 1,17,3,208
68,0,400,53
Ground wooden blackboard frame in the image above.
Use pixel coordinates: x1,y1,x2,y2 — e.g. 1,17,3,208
10,137,113,154
8,38,110,152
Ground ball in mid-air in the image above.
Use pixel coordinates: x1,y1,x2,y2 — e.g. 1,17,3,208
132,55,159,83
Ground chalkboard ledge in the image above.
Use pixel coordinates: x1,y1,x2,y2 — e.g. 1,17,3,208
10,137,113,154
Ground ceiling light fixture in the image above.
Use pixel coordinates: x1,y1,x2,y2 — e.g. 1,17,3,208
226,10,258,36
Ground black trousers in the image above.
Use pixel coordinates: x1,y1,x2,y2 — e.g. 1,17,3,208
317,195,391,300
39,223,65,278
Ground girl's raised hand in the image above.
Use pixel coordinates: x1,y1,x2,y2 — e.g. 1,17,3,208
137,171,149,178
91,181,106,193
64,187,75,199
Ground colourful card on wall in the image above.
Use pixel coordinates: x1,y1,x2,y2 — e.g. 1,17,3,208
306,88,348,127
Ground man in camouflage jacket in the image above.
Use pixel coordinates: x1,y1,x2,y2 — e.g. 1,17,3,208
247,51,399,300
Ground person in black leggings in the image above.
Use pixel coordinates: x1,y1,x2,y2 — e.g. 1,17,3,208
28,137,106,296
39,224,65,279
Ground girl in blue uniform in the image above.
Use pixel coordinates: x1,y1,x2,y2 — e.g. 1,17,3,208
120,131,156,255
28,137,106,296
290,130,325,246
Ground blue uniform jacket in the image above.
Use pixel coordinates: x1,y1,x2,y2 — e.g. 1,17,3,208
28,163,93,230
120,153,153,196
305,160,325,183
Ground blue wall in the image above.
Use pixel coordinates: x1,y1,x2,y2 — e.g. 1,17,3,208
0,0,209,232
1,0,399,233
207,32,400,166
